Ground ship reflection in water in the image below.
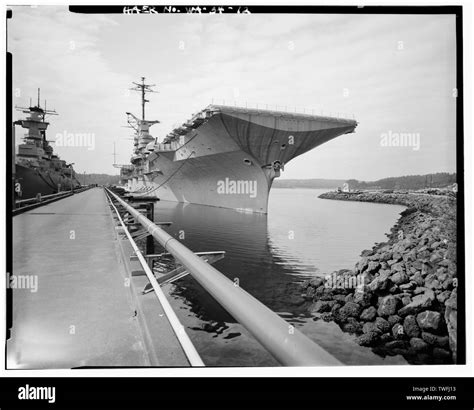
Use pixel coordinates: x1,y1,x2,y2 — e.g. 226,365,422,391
152,188,407,366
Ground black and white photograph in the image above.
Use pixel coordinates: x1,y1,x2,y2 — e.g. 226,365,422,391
1,3,472,406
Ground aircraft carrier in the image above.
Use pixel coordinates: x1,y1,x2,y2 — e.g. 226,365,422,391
120,78,358,213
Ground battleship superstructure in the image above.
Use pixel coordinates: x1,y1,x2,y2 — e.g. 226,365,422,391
119,78,358,213
14,90,80,199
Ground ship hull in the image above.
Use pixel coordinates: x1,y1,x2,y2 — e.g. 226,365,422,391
128,106,357,213
15,164,79,199
130,150,272,213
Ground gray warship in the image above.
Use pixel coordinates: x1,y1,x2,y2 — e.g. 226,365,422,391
14,90,80,199
119,78,358,213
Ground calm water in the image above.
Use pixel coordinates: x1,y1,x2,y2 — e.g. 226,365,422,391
151,188,407,366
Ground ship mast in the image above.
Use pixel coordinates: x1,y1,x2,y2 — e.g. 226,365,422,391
130,76,157,120
123,77,160,171
112,142,119,167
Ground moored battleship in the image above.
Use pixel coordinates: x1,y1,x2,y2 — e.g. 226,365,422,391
119,78,358,213
14,90,80,200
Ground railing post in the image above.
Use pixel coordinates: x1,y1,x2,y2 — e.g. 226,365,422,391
146,202,154,257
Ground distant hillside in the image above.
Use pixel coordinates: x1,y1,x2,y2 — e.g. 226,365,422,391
346,173,456,190
273,173,456,190
273,178,345,189
76,173,121,186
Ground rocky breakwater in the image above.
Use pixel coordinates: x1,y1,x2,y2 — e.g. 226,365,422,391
302,191,458,364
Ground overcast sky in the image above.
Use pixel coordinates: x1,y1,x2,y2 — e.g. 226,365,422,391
9,7,457,180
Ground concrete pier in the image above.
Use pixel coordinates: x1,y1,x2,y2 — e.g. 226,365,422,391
7,187,189,368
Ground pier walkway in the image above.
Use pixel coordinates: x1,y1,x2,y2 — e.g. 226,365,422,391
8,187,188,368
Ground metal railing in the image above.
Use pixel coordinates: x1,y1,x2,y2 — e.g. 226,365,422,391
105,188,341,366
16,190,71,205
13,186,94,216
15,185,93,205
105,189,204,366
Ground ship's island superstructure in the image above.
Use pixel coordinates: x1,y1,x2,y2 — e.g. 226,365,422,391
14,90,80,199
118,78,358,213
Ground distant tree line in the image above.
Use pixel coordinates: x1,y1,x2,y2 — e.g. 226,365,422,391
75,173,121,186
273,178,345,189
274,173,456,190
346,173,456,190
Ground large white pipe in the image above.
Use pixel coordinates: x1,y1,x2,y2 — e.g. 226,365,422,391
106,188,341,366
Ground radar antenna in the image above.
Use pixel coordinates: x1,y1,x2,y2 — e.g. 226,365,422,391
129,76,158,120
15,88,58,119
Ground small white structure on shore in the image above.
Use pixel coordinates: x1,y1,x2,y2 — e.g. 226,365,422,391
342,182,350,192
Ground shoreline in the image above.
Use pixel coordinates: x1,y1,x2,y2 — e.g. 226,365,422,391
302,190,458,364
